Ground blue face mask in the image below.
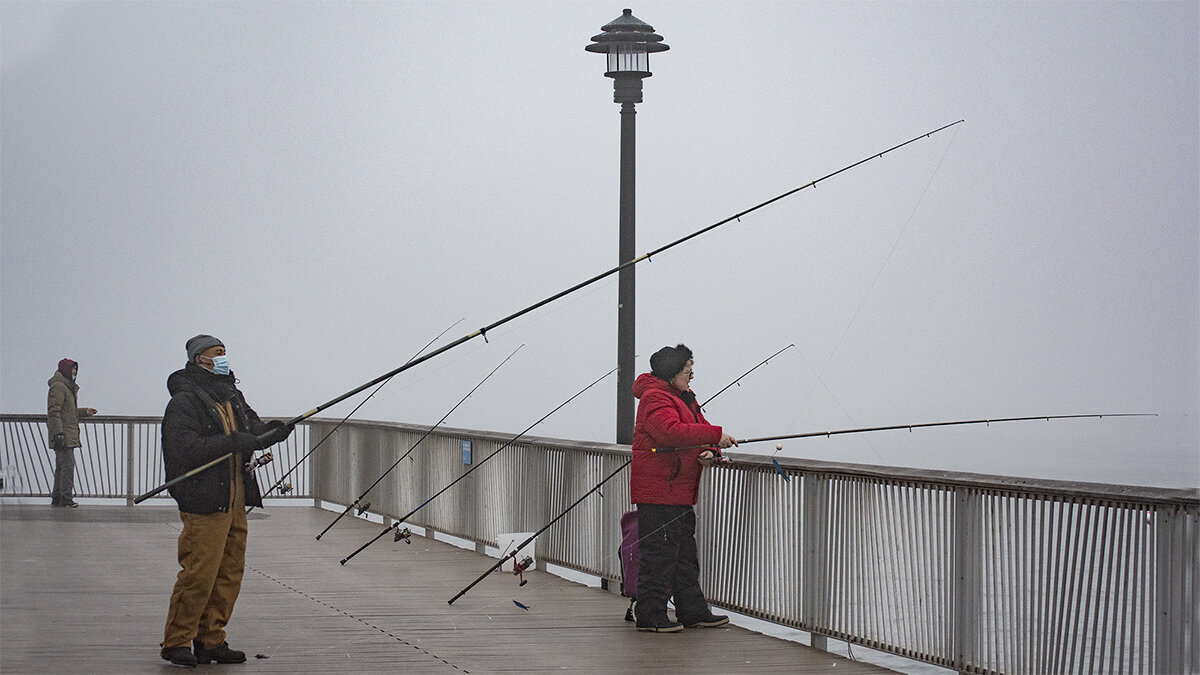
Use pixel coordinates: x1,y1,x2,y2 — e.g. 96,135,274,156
209,355,231,376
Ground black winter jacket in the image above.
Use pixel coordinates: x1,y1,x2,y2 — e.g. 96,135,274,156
162,363,266,513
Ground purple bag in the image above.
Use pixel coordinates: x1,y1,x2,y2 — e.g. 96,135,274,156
620,510,639,600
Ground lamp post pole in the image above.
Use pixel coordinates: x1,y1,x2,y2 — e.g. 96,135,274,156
616,97,636,446
587,9,669,445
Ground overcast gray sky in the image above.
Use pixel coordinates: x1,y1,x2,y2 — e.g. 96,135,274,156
2,1,1196,489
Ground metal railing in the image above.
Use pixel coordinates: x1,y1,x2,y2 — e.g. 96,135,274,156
304,417,1199,675
2,413,1196,673
0,414,311,503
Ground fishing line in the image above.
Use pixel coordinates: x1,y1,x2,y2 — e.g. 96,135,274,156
790,346,886,464
787,124,963,445
246,565,470,672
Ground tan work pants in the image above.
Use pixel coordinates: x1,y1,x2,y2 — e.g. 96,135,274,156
162,463,247,651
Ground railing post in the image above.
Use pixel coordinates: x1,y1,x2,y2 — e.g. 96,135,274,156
803,471,830,652
954,487,979,674
1155,504,1198,674
125,422,136,506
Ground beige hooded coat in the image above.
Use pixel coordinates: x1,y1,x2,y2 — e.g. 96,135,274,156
47,371,89,448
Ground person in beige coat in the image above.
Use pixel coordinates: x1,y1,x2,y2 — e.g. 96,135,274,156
46,358,97,507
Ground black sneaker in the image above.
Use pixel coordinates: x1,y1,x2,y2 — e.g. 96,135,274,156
636,618,684,633
161,646,197,668
193,640,246,664
683,613,729,628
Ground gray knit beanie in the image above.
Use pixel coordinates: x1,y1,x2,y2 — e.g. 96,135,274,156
186,334,224,364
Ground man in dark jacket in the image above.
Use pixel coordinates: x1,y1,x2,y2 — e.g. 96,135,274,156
159,335,291,668
46,358,97,507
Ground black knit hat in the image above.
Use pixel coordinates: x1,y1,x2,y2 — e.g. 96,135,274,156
650,344,693,381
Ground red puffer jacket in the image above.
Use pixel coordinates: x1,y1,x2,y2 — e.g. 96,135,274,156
630,373,723,505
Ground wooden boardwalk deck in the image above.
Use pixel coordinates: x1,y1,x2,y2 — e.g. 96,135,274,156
1,503,894,674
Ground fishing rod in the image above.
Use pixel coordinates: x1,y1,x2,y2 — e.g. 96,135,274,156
251,319,465,511
134,119,962,503
315,344,524,540
339,366,619,565
655,413,1157,452
446,347,788,605
448,459,625,605
700,344,793,414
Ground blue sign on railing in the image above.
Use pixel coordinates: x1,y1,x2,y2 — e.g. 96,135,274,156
462,439,472,465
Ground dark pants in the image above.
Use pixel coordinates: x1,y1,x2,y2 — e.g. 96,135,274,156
635,503,711,624
51,447,76,505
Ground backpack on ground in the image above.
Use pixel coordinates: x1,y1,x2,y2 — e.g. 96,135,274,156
619,509,639,621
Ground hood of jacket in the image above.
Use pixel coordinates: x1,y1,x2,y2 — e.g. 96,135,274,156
633,372,697,407
47,370,78,394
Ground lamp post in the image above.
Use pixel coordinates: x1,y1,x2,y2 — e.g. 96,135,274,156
586,9,669,445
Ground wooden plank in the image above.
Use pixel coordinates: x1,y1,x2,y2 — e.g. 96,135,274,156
1,504,894,674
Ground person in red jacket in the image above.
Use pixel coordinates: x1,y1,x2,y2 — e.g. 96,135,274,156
630,344,736,632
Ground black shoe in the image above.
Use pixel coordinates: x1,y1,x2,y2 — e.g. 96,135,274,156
63,501,79,508
636,618,684,633
683,613,730,628
161,646,197,668
193,640,246,664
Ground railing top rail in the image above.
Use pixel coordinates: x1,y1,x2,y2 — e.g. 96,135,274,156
288,417,1200,506
302,416,631,457
734,450,1200,506
4,413,1194,506
3,413,169,424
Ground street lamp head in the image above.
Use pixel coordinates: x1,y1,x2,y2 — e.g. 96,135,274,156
586,8,669,103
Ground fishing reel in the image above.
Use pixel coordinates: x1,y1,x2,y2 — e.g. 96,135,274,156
513,555,533,586
356,502,371,516
277,482,294,495
393,526,412,544
699,449,730,466
244,451,273,473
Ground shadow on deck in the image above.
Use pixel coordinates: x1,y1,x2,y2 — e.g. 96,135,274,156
0,503,894,674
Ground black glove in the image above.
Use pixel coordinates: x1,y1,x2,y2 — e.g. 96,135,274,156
51,433,66,451
233,432,265,453
259,420,293,448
